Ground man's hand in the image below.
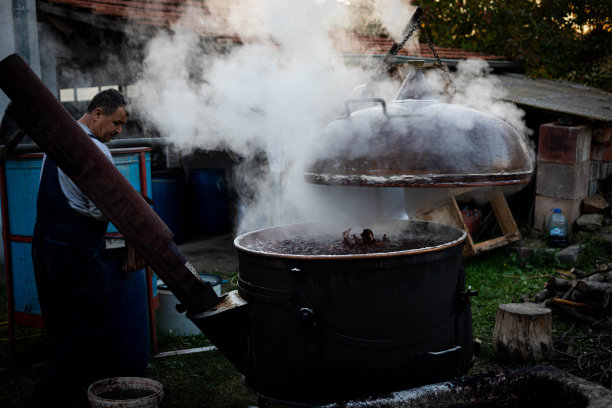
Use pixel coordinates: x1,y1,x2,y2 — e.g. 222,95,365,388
122,242,147,273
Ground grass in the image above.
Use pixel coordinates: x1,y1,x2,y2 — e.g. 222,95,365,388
1,237,611,407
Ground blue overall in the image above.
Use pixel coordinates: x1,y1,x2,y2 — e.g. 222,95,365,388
31,153,115,407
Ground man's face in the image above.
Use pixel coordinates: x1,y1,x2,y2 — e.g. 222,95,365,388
91,106,128,142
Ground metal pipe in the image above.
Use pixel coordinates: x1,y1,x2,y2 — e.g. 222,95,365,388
0,53,220,314
0,137,172,154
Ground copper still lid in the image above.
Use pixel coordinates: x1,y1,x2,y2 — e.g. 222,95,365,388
304,65,534,188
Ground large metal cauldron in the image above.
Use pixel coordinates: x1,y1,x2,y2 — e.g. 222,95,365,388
233,220,474,405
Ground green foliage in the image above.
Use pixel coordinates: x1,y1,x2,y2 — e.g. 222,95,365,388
414,0,612,90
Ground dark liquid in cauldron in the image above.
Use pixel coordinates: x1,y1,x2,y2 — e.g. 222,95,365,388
97,389,155,400
263,235,445,255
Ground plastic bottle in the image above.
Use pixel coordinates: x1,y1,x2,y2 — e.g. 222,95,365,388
548,208,568,247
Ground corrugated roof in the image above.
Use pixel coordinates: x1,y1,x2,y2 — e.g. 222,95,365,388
498,73,612,123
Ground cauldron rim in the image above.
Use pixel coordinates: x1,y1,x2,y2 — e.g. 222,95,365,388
234,220,467,260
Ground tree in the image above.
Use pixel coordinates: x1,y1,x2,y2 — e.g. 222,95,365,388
414,0,612,91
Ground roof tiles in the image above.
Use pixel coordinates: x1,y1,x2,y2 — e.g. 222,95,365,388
42,0,510,61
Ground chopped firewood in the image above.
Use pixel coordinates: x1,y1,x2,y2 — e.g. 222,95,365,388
546,277,572,291
556,269,575,279
595,262,610,273
532,288,553,303
586,271,612,283
570,267,586,277
546,302,604,328
574,280,612,294
549,297,589,308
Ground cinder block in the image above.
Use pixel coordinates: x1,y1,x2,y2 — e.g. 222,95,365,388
538,123,591,164
592,125,611,144
591,141,605,161
533,195,584,232
535,161,589,199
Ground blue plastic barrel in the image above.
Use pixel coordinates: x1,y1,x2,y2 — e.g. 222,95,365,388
190,168,229,235
0,148,154,328
152,170,192,244
2,155,45,322
103,250,150,376
106,149,153,234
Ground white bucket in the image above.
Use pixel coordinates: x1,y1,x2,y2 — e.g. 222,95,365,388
88,377,163,408
155,273,222,336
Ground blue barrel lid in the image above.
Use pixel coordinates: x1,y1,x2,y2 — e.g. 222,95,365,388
552,208,562,213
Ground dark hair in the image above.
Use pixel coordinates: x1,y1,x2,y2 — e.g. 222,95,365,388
86,89,128,115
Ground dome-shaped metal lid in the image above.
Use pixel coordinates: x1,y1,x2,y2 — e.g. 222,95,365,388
304,77,533,187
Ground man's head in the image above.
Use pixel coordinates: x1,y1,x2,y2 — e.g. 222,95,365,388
83,89,128,143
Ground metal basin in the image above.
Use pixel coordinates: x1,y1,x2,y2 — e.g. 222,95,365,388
234,220,473,405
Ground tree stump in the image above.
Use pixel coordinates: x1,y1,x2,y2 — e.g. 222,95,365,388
492,303,553,363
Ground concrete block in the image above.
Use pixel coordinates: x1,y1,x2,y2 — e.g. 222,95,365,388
555,244,583,264
592,125,611,144
538,123,591,164
533,195,584,232
590,142,605,161
535,161,589,200
576,214,604,231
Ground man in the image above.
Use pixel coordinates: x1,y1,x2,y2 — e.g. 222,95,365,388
31,89,128,407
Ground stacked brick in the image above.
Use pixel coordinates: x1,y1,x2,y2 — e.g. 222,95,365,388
533,123,591,231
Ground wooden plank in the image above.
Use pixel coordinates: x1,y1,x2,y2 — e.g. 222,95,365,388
473,234,520,254
490,192,521,238
411,189,520,257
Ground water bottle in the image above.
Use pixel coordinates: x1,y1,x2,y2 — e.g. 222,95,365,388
548,208,568,247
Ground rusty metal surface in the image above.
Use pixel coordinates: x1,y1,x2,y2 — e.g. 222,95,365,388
322,365,612,408
499,73,612,123
0,53,220,314
232,220,473,405
305,99,534,187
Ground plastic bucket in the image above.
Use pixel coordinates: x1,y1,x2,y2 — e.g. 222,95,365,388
88,377,163,408
156,274,222,336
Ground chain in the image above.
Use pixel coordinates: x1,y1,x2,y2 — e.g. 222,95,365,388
421,22,456,95
393,14,422,58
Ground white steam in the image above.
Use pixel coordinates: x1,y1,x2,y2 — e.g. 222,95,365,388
131,0,534,234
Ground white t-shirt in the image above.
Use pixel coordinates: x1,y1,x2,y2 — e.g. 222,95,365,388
40,123,113,221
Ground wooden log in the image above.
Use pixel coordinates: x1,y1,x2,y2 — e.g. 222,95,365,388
546,302,603,328
586,271,612,282
532,288,553,303
545,277,572,291
574,280,612,294
549,297,588,308
492,303,553,363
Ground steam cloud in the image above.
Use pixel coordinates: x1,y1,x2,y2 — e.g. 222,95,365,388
131,0,534,234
